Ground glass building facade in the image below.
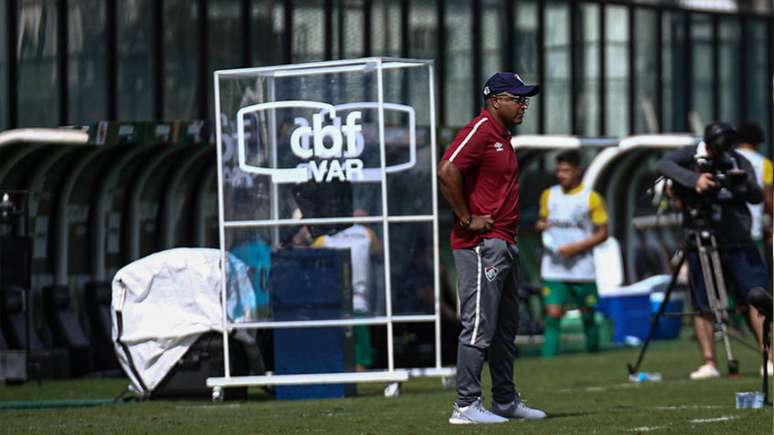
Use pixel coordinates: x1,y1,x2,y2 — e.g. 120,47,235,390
1,0,772,154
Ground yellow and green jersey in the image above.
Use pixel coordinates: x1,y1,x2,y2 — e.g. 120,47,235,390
736,148,772,241
539,184,608,282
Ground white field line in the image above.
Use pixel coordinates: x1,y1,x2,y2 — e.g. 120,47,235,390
557,382,640,393
628,426,668,432
689,415,738,423
175,404,243,410
654,405,724,410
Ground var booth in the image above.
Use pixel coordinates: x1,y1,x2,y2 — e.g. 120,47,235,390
209,58,454,400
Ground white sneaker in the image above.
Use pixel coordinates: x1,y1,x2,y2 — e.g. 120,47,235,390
760,360,773,377
493,399,547,420
449,398,509,424
689,363,720,380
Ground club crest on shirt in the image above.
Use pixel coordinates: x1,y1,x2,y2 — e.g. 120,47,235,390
494,142,504,152
484,265,498,282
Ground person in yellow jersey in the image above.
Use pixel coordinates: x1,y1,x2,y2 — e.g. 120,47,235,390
735,122,773,261
536,150,608,358
311,210,381,371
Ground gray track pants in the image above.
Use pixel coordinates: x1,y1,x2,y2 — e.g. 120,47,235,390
453,237,519,407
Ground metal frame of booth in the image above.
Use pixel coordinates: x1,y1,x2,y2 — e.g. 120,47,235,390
209,58,454,398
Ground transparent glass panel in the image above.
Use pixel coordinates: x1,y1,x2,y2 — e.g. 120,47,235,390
371,0,402,57
605,5,629,136
634,7,658,133
164,0,200,120
292,0,325,63
68,0,107,124
389,222,434,315
117,0,153,120
578,3,600,136
218,70,379,223
225,224,385,321
251,0,285,66
718,17,740,126
217,60,435,324
382,66,433,217
445,0,473,127
514,0,539,134
690,13,713,131
17,0,59,127
544,1,570,134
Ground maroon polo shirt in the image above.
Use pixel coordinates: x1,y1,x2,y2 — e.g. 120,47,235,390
441,109,520,250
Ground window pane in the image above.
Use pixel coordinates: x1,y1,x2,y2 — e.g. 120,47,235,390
164,0,200,121
118,0,153,120
718,16,740,126
691,13,713,132
0,0,7,130
409,0,436,59
481,0,504,79
251,0,285,65
68,0,107,124
292,0,325,62
662,11,687,132
371,0,401,57
745,19,769,149
578,3,600,136
545,1,570,134
17,0,59,127
339,0,364,58
208,0,243,117
445,0,472,127
514,0,539,134
634,7,658,133
605,5,629,136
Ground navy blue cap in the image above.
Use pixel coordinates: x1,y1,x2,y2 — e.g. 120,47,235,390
482,72,540,98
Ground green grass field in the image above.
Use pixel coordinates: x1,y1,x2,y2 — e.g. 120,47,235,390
0,338,771,434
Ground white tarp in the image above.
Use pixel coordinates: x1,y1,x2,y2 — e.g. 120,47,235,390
111,248,253,395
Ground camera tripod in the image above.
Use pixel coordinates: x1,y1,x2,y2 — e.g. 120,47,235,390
761,313,772,405
627,227,759,378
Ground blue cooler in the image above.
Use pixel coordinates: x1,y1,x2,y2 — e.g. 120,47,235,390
650,291,684,339
597,275,672,344
598,293,651,344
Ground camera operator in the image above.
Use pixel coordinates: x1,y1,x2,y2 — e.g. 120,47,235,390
657,121,770,380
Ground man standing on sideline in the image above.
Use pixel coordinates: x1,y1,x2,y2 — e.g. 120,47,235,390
438,72,546,425
735,122,773,263
535,150,608,358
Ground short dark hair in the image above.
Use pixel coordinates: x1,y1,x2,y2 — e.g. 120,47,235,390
555,149,581,167
737,122,764,146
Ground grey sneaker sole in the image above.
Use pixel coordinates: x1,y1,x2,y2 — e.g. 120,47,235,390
448,417,508,425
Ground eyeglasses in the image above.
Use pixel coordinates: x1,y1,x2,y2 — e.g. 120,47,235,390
497,94,530,105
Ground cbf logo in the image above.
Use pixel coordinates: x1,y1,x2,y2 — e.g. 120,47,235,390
288,109,364,183
236,100,417,184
